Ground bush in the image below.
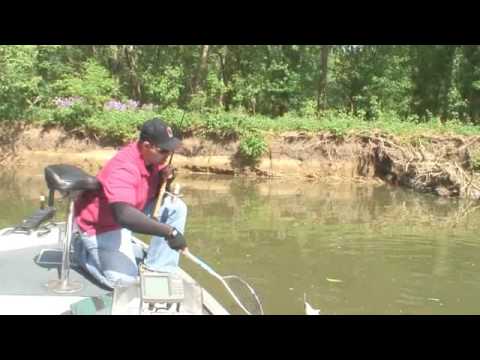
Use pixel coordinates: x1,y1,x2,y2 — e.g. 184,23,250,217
52,101,96,129
32,59,122,129
188,92,208,112
53,59,120,109
0,46,41,121
143,66,183,108
157,107,194,135
297,99,319,118
203,112,251,140
238,134,267,164
85,108,158,142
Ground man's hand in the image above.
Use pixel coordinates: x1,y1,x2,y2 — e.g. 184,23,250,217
160,165,175,182
166,227,187,251
160,165,176,192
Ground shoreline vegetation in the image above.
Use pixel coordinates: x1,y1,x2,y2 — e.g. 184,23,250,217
2,45,480,199
2,115,480,201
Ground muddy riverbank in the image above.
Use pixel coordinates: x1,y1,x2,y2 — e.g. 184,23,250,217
2,125,480,199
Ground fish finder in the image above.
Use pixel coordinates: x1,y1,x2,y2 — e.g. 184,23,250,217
140,270,185,305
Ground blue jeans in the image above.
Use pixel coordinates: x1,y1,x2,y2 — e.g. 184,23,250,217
74,196,188,289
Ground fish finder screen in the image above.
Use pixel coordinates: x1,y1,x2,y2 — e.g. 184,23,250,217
144,276,170,299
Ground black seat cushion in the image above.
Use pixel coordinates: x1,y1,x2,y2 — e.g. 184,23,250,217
44,164,100,192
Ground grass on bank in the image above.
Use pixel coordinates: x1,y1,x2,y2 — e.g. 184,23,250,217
22,105,480,163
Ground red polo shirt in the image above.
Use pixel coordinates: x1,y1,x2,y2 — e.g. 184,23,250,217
75,141,166,236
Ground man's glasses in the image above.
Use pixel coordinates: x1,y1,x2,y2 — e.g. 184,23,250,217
155,146,172,155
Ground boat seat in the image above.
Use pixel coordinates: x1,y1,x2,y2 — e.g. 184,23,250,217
42,164,99,294
44,164,100,193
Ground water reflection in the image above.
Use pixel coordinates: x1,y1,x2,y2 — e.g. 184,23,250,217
1,171,480,314
182,175,480,315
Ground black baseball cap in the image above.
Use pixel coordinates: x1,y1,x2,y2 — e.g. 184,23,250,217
139,118,182,151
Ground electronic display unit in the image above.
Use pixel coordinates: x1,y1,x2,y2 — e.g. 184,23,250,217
140,271,184,304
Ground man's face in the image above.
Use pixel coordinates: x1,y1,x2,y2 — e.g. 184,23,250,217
142,141,172,165
152,145,172,165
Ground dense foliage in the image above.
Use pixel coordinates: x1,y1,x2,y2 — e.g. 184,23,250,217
2,45,480,161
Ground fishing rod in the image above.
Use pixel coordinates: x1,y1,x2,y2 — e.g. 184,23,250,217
150,111,264,314
182,248,264,315
152,110,186,219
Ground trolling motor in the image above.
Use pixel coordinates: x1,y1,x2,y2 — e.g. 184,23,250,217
5,195,56,236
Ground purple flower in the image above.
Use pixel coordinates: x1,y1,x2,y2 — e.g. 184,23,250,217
104,99,140,111
54,96,82,108
104,100,127,111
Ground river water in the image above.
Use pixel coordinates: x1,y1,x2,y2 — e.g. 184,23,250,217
1,171,480,314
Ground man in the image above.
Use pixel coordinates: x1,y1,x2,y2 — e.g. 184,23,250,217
74,118,188,289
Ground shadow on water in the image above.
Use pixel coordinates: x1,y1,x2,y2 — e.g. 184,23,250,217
2,171,480,314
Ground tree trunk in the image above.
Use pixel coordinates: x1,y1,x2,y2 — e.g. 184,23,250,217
460,45,480,123
109,45,120,74
191,45,210,95
218,45,232,110
123,45,142,100
317,45,331,112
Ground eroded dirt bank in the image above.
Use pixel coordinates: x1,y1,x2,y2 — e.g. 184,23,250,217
2,125,480,199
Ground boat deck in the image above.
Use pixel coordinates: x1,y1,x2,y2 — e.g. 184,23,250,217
0,225,109,314
0,225,229,315
0,244,110,297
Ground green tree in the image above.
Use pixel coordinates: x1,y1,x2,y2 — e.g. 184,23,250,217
458,45,480,123
0,45,41,120
410,45,457,119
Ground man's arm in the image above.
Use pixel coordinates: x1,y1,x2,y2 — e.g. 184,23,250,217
111,202,172,236
110,202,186,250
